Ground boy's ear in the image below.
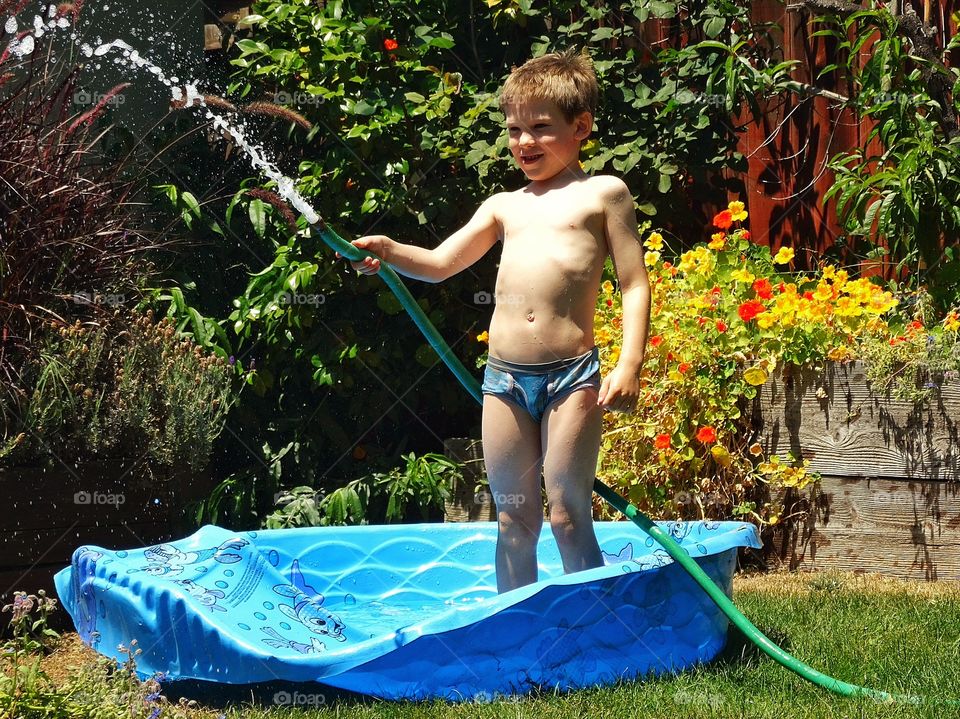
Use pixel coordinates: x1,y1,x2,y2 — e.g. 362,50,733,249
574,111,593,141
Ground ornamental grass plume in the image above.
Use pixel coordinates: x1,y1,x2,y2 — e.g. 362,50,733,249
246,188,299,236
243,100,313,131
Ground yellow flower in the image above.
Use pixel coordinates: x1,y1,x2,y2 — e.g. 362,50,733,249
602,280,615,295
821,264,836,280
608,345,621,364
644,232,664,251
773,246,795,265
945,311,960,332
730,267,756,283
299,46,311,54
708,232,726,250
476,331,489,343
727,200,748,222
644,250,661,267
596,327,612,345
756,312,776,329
827,346,852,361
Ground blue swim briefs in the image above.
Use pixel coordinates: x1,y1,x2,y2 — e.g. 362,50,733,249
481,347,601,423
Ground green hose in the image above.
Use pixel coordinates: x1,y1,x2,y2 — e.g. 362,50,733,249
313,221,944,707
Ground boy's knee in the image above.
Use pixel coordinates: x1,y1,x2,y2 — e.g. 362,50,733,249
497,504,542,539
548,503,590,538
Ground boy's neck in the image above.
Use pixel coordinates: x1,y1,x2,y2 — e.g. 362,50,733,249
526,159,588,191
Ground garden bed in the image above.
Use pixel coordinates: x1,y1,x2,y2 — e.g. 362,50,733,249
758,361,960,580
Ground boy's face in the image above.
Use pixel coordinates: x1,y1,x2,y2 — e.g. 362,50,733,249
504,99,591,182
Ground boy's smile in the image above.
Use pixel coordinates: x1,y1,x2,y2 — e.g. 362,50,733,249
505,99,591,183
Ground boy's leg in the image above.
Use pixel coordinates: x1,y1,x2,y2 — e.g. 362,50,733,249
541,387,604,574
482,394,545,593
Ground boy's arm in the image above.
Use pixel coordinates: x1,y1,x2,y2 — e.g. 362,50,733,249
598,177,651,412
343,194,502,283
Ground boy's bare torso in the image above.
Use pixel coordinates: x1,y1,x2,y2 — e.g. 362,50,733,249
488,173,610,364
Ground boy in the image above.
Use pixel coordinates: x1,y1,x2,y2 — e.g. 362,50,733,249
340,48,650,592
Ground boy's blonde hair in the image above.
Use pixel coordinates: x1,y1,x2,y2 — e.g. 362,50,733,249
498,47,599,122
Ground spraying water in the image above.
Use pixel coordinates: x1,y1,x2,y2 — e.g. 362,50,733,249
2,4,320,225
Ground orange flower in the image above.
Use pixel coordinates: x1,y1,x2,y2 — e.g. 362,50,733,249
649,335,663,347
752,278,773,300
678,362,691,373
712,210,733,229
696,426,717,443
738,299,765,322
654,434,671,450
383,38,399,51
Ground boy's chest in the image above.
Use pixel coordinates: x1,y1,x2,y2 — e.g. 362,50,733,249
500,192,606,241
498,191,607,277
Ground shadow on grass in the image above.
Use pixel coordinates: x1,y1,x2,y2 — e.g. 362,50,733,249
162,678,374,711
711,620,792,669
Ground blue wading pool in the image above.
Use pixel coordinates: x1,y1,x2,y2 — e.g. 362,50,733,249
54,520,760,701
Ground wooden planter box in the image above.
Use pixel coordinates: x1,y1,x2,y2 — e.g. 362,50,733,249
0,460,211,624
443,438,496,522
756,361,960,580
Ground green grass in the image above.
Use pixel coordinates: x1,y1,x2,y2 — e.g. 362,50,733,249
17,570,960,718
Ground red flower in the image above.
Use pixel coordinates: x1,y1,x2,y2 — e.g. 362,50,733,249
654,434,671,450
777,282,786,294
678,362,691,373
738,299,766,322
650,335,663,347
716,320,728,332
697,317,708,326
712,210,733,229
606,298,613,307
752,278,773,300
383,38,399,51
696,426,717,444
741,230,751,240
908,320,923,332
803,291,814,301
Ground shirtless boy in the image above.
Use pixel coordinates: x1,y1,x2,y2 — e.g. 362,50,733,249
340,48,651,592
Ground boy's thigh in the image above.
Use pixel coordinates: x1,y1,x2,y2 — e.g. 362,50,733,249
481,394,544,498
540,387,603,500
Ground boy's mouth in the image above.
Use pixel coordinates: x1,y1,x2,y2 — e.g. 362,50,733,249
519,153,544,166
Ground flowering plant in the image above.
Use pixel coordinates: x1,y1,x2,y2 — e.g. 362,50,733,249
594,201,904,525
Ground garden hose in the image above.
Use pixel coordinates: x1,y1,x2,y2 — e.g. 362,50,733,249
311,220,949,707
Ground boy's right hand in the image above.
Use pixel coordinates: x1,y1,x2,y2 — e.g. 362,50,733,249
335,235,392,275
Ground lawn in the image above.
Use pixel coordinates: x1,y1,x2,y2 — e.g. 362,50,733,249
13,569,960,719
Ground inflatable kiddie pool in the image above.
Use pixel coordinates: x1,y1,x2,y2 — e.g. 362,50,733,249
54,520,760,701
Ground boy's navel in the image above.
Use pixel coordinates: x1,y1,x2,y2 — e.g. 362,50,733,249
526,311,535,322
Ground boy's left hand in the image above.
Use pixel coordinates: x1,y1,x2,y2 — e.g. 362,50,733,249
598,364,640,414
